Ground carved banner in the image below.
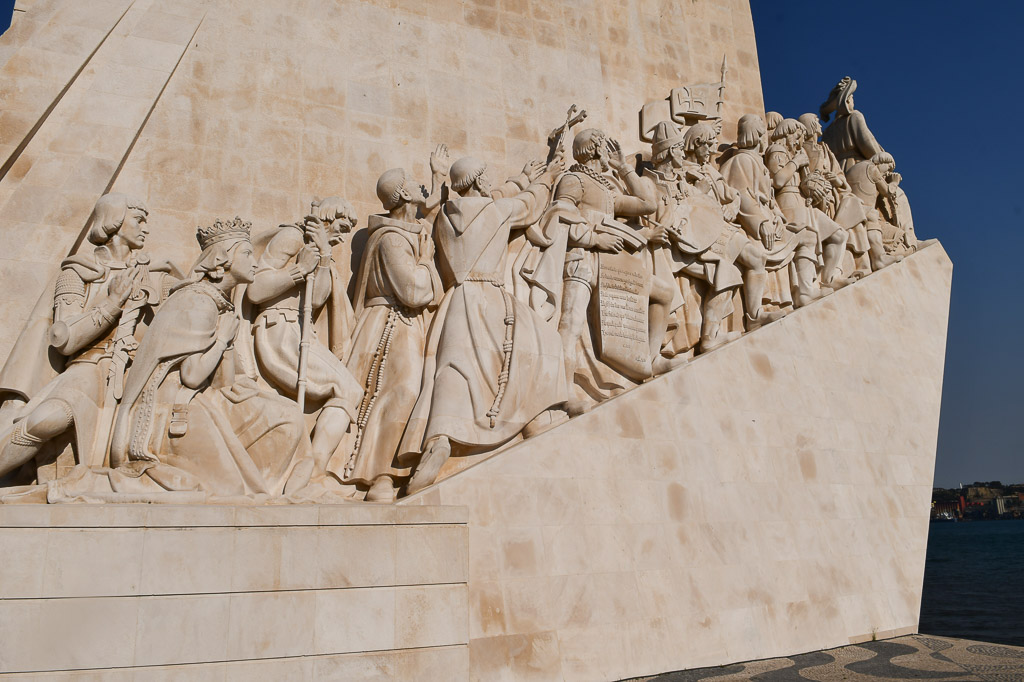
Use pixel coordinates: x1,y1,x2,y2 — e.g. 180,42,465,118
595,251,651,380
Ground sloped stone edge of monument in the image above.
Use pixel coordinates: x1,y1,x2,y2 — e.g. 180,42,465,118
401,242,952,682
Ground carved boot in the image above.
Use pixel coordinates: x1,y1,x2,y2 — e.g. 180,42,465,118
822,238,856,290
366,475,397,503
868,232,899,270
742,272,785,332
793,256,826,307
406,435,451,496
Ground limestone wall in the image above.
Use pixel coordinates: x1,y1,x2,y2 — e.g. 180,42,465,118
402,243,953,681
0,504,468,678
0,0,763,363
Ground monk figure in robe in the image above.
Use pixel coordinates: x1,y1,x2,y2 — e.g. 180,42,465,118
337,145,447,502
399,154,566,495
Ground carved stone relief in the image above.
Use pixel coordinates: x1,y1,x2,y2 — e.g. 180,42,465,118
0,78,919,503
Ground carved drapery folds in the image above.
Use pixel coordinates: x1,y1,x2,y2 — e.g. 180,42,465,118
0,78,917,503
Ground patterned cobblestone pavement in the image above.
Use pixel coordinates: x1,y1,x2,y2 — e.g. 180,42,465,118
625,635,1024,681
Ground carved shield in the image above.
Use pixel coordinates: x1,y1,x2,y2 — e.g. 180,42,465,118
668,191,728,253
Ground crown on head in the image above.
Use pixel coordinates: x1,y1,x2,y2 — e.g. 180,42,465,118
196,216,251,250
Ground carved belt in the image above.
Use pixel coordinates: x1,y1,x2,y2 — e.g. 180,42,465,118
462,273,514,428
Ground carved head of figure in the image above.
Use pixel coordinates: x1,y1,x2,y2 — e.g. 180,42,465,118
309,197,357,245
735,114,767,152
765,111,783,137
819,76,857,122
376,168,426,213
682,122,718,166
798,113,822,142
87,193,149,250
871,151,895,175
572,128,610,172
450,156,491,197
193,217,256,288
771,118,806,154
650,121,686,169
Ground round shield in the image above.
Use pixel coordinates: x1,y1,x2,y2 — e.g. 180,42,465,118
669,191,729,252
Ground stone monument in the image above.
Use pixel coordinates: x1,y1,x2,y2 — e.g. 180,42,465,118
0,1,947,680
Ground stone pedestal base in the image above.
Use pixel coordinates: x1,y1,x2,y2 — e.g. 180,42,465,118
0,504,468,679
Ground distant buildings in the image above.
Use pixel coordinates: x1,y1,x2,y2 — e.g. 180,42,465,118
931,482,1024,520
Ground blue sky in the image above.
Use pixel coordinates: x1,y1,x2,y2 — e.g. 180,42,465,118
0,1,11,34
751,1,1024,487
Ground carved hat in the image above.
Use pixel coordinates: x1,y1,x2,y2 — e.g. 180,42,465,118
87,193,148,246
651,120,685,157
376,168,407,209
450,156,487,193
819,76,857,122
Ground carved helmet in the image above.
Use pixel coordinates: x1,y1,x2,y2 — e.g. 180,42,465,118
650,120,685,158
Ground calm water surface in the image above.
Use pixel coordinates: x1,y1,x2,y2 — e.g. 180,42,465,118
920,520,1024,646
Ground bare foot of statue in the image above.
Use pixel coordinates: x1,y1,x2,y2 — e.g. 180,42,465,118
406,435,451,496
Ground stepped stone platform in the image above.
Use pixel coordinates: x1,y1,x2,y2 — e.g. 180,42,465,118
401,242,953,681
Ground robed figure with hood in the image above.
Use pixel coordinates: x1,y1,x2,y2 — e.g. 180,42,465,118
399,154,567,495
336,148,447,502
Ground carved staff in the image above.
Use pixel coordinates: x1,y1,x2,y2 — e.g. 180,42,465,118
296,224,318,412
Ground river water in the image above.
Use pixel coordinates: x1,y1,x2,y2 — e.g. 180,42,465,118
919,520,1024,646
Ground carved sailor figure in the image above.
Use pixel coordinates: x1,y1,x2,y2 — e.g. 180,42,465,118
644,121,783,355
0,194,178,482
819,76,885,174
244,198,363,480
798,112,897,274
399,154,566,495
719,114,820,308
337,146,447,503
550,128,674,408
